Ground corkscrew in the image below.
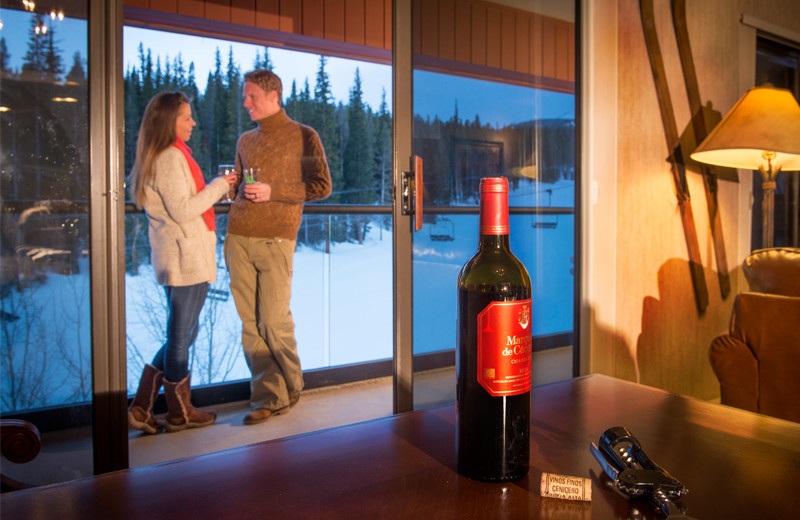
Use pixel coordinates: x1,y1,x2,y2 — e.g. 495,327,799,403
590,426,698,520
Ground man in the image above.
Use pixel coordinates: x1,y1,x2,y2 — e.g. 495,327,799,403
226,69,331,425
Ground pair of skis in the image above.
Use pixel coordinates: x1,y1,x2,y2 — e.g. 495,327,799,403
639,0,731,313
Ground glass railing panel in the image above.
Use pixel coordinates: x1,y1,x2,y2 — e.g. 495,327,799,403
125,211,393,390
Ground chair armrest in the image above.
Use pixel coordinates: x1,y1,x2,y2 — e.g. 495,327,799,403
1,419,41,492
709,334,758,413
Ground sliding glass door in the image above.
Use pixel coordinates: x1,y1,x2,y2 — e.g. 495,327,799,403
410,0,577,408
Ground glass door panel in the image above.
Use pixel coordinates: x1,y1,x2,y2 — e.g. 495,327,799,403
0,2,93,486
411,0,577,409
122,17,395,464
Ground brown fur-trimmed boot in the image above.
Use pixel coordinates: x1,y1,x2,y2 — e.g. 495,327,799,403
128,364,164,434
163,372,216,432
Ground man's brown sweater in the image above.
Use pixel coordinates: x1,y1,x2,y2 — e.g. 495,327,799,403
228,110,331,239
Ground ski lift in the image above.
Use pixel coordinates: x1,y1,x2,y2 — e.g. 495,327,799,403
429,217,455,241
208,288,229,302
208,266,230,301
533,189,558,229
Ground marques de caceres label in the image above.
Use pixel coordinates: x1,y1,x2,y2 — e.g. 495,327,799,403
477,299,533,397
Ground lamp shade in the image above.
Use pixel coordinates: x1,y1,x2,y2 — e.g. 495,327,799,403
690,86,800,171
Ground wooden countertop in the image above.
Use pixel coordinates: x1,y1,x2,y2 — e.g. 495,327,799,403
3,374,799,519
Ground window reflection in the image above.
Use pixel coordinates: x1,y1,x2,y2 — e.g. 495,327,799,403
1,6,90,414
412,71,576,355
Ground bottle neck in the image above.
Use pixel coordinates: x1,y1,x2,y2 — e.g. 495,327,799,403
479,179,509,250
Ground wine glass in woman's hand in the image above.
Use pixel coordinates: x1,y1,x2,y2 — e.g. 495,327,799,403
217,164,238,202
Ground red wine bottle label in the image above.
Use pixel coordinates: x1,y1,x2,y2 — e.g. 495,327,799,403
477,299,533,396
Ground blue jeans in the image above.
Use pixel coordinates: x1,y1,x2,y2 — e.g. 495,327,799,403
151,283,209,382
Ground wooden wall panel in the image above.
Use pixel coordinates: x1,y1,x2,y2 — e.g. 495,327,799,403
454,1,471,64
325,0,345,41
384,0,391,50
555,21,569,81
500,10,514,71
279,0,301,33
420,0,439,58
485,7,501,69
124,0,573,90
470,4,486,67
560,21,575,82
412,0,422,55
345,0,365,46
231,0,256,26
438,0,455,61
529,13,542,77
303,0,325,39
515,13,529,74
148,0,177,13
206,0,231,22
178,0,204,17
540,18,556,79
255,0,280,31
364,0,383,48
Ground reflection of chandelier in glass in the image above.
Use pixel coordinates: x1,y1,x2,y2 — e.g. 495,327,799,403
24,1,66,37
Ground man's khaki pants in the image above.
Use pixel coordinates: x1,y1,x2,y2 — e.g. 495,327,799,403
225,234,303,410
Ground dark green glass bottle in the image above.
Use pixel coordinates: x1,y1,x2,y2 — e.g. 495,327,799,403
456,177,532,482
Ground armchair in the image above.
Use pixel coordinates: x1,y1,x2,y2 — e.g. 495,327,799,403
709,248,800,422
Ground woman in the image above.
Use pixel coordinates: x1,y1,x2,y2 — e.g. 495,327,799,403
127,92,236,433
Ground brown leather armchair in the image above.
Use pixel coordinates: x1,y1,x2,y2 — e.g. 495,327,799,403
709,248,800,422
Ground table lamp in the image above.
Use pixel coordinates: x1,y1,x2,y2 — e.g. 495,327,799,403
690,86,800,248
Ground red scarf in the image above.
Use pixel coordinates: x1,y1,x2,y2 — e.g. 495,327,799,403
173,139,215,231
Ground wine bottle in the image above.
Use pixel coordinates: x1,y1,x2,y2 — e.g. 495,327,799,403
456,177,532,482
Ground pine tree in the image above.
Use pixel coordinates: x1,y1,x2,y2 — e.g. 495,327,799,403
0,38,12,75
372,89,391,205
312,57,342,203
253,47,273,70
197,69,217,174
285,80,299,120
220,47,243,167
138,44,155,105
154,56,163,90
21,15,47,80
173,54,187,91
65,52,85,84
185,62,209,176
343,68,374,233
162,57,173,91
204,49,226,173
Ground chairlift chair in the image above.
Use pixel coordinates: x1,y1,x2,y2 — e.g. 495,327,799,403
532,188,558,229
429,217,455,241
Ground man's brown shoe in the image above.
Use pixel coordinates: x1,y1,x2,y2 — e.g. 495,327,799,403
243,394,300,425
243,408,277,425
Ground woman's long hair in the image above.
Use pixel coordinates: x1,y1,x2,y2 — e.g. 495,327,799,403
128,91,189,208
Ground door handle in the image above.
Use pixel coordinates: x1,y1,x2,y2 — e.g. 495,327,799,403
401,155,423,231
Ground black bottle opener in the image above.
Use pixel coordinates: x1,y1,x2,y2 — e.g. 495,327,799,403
590,426,698,519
